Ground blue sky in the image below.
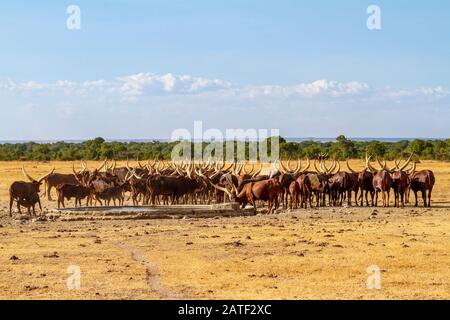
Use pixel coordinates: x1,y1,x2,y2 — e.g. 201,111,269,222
0,1,449,140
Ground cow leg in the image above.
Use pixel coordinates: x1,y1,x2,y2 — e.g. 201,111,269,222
9,197,14,216
374,191,378,207
422,189,427,207
413,190,418,207
427,187,433,207
47,184,53,201
17,201,22,214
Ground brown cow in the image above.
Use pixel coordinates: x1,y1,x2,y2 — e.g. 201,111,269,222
56,183,93,208
212,177,282,214
16,193,41,216
368,159,392,207
407,161,435,207
9,167,54,216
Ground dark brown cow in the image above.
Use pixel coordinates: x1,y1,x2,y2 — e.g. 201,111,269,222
9,167,54,216
328,170,353,206
16,193,41,216
389,155,413,207
56,184,93,208
95,184,126,206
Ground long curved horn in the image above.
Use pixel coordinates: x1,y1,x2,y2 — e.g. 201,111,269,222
301,158,311,173
247,163,255,176
126,158,131,171
81,160,88,172
72,163,80,175
407,161,417,174
279,159,291,173
97,159,107,171
287,159,295,172
210,182,233,198
291,159,301,175
346,159,356,174
366,156,377,173
22,166,36,182
38,167,55,183
314,159,321,173
327,160,337,175
376,157,385,171
253,162,263,177
333,161,340,174
399,153,413,172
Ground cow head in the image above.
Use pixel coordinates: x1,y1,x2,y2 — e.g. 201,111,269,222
22,166,55,192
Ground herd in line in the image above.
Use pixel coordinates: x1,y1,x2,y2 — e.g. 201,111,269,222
8,154,435,216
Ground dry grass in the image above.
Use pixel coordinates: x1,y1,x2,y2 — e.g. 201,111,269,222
0,160,450,299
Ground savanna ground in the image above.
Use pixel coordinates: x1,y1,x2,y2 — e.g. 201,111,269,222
0,160,449,300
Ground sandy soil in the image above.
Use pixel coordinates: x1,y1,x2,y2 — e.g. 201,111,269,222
0,160,449,300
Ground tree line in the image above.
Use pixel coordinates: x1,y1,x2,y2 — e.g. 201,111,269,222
0,136,448,161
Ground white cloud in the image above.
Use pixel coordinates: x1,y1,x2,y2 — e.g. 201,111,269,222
0,72,448,139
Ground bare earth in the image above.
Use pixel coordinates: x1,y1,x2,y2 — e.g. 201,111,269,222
0,160,449,300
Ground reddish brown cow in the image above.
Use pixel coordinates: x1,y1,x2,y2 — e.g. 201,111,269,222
407,162,435,207
369,160,392,207
212,178,282,214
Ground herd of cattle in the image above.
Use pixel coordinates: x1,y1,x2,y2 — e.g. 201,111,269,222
8,154,435,216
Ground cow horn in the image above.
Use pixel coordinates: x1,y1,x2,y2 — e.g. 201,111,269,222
38,167,55,183
376,157,385,171
346,159,356,174
97,159,107,171
253,162,263,177
366,155,377,173
321,159,328,174
314,159,321,173
22,166,36,182
72,162,80,175
126,158,131,171
301,158,310,173
287,159,295,172
399,153,413,172
407,161,417,174
81,160,88,172
333,161,340,174
210,182,233,198
279,159,290,174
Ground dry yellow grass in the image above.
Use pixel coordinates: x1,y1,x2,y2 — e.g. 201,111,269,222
0,160,449,299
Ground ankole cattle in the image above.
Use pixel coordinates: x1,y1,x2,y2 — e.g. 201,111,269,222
407,161,435,207
346,159,374,206
367,158,392,207
56,183,93,208
390,154,413,207
16,193,42,216
9,167,54,216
